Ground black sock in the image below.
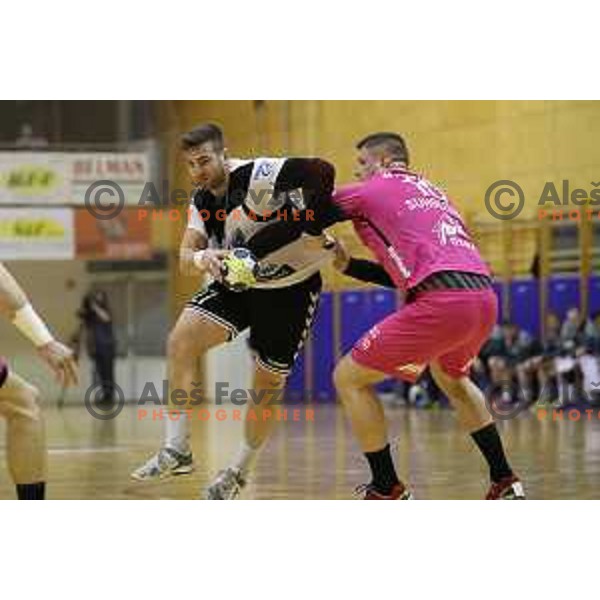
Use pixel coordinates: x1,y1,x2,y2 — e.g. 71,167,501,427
365,444,399,494
471,423,513,483
16,482,46,500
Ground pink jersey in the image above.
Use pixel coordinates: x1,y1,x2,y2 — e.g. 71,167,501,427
333,167,490,292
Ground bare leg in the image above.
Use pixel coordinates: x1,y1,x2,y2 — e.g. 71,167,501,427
164,308,230,451
430,362,493,433
333,354,389,453
244,364,287,449
333,353,409,497
430,361,515,486
231,363,287,476
0,372,46,486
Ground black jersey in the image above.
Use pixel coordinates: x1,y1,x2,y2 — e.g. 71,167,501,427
187,156,340,288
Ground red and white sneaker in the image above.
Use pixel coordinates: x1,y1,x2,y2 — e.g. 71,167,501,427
355,482,413,500
485,475,526,499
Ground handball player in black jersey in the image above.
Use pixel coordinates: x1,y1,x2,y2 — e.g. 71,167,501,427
131,123,340,499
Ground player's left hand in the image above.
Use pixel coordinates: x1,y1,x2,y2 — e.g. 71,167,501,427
37,340,79,387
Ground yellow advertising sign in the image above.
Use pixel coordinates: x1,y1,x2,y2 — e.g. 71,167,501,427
0,153,70,205
0,165,62,196
0,216,66,238
0,208,74,259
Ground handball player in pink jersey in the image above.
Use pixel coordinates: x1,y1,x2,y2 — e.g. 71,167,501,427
330,132,524,500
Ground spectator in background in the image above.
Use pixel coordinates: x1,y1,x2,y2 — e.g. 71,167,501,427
15,123,49,149
560,307,595,348
589,312,600,355
76,290,116,405
536,312,562,403
476,310,600,409
480,321,541,404
576,338,600,405
544,312,562,348
572,310,600,405
552,308,598,406
554,338,579,407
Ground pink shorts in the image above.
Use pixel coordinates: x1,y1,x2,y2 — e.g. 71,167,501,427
0,356,8,388
351,288,498,382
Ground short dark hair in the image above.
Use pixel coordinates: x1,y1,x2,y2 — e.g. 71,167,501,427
356,132,410,166
180,123,224,151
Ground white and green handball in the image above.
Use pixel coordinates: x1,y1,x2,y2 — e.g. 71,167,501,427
221,248,258,292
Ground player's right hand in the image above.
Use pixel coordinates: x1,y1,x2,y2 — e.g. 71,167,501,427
37,340,79,387
331,237,351,272
193,249,231,280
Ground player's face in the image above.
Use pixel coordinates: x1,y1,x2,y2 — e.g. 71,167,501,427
185,142,226,191
353,148,385,181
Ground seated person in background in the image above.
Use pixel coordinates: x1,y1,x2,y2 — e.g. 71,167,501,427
473,324,502,390
576,338,600,405
479,325,508,400
536,312,562,404
514,334,544,405
480,321,541,404
555,307,599,406
560,307,595,349
589,312,600,355
554,339,580,407
572,313,600,404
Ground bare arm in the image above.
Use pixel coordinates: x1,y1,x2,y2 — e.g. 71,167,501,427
0,262,28,319
0,262,78,386
180,225,230,280
179,227,208,276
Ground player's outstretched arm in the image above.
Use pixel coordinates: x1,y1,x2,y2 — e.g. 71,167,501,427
0,262,28,318
330,239,396,288
0,262,78,387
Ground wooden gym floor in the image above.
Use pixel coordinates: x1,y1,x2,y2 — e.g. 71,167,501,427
0,402,598,499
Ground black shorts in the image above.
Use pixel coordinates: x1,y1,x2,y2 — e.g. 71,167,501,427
186,273,322,375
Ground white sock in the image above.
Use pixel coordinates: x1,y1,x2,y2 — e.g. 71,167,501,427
164,411,191,453
233,440,260,476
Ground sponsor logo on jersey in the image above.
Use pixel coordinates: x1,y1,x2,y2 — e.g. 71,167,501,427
432,215,476,251
254,160,276,180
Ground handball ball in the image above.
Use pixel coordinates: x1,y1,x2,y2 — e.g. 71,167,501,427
221,248,258,292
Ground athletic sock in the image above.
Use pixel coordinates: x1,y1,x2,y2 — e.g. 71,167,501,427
233,440,260,478
164,411,191,454
365,444,400,494
16,482,45,500
471,423,514,483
